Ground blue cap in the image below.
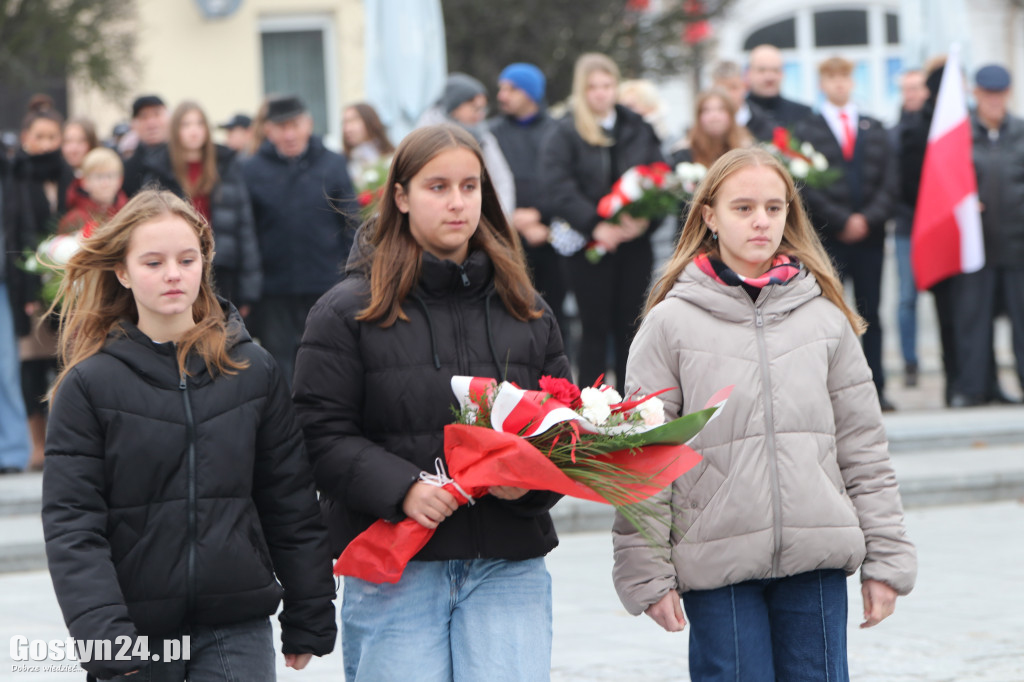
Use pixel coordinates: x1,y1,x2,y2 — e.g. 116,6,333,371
498,63,546,104
975,64,1011,92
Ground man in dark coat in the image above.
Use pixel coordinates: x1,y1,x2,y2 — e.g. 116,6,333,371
746,44,814,135
242,95,358,386
121,95,169,197
795,56,896,410
489,62,569,339
949,64,1024,406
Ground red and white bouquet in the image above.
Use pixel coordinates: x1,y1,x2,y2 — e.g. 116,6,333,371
334,375,732,583
763,127,840,189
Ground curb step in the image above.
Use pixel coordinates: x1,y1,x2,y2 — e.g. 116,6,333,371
1,410,1021,574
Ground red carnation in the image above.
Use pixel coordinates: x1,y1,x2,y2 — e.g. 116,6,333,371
358,189,374,207
538,375,582,409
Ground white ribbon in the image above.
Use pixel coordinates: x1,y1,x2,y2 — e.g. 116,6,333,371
419,457,475,506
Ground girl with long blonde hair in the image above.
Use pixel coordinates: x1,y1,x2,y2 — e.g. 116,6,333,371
541,52,666,392
43,189,336,680
614,148,916,681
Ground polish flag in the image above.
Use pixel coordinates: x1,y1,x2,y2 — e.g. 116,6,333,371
911,45,984,291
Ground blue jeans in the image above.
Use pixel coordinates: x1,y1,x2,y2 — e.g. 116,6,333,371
682,569,850,682
0,283,29,469
98,617,276,682
894,234,919,367
342,557,552,682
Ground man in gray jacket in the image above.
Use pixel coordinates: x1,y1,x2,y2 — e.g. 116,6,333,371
950,64,1024,406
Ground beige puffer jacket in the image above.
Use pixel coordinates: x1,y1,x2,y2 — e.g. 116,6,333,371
612,262,916,616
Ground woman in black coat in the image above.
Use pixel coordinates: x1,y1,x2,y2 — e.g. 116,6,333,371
139,101,262,313
540,53,666,392
43,190,335,680
293,124,570,681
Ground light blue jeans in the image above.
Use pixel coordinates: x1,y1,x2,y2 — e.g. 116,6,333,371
342,557,552,682
0,283,29,470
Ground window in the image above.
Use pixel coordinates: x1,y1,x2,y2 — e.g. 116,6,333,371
743,18,796,50
260,15,339,148
814,10,868,47
886,12,900,45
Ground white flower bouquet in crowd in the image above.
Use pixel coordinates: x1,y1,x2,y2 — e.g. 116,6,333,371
20,233,83,306
762,127,840,189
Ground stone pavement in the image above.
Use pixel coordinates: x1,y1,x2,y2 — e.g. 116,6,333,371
2,501,1022,681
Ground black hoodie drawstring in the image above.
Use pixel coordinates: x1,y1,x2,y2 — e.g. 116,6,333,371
484,290,503,378
411,294,442,370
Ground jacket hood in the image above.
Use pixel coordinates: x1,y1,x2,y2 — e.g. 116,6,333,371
666,260,822,323
345,225,495,298
101,298,251,388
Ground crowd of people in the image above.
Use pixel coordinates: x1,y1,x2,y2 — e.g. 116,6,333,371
8,37,1024,679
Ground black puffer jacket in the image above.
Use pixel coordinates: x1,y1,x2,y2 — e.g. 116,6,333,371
43,305,336,679
293,250,571,561
971,111,1024,267
794,112,895,248
540,104,666,240
138,145,262,305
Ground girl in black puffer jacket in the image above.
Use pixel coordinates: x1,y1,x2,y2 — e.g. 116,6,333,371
293,124,571,681
540,53,667,392
42,190,335,681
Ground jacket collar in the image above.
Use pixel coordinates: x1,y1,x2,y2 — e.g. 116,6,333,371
101,298,250,388
416,249,494,299
666,260,821,323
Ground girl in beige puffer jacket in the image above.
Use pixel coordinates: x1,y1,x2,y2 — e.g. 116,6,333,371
612,147,916,682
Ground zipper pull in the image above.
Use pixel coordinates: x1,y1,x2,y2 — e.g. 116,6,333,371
179,373,187,390
755,308,764,328
459,266,471,288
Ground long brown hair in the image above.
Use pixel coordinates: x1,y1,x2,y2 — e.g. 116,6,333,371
687,89,752,167
571,53,621,147
342,102,395,157
169,101,219,196
354,124,541,327
645,147,865,333
48,190,247,398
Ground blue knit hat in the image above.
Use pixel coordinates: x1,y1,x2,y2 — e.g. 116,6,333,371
498,63,546,104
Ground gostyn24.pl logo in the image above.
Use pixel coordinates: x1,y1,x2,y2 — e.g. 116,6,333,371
10,635,190,663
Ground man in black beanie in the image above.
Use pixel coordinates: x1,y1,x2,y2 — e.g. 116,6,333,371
241,95,357,386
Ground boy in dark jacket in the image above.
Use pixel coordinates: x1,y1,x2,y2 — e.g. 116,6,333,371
796,56,896,410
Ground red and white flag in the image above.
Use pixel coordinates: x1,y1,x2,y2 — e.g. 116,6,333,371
911,44,984,291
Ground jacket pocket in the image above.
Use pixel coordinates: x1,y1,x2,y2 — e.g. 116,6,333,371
673,463,727,540
107,510,144,565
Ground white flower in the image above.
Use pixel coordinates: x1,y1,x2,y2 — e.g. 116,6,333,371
800,142,814,157
675,162,707,184
812,152,829,172
579,387,612,425
362,168,380,185
601,387,622,404
788,159,810,179
39,234,81,265
637,396,666,427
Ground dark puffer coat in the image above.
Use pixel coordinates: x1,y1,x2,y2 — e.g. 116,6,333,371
42,305,336,679
293,250,571,561
137,145,262,305
540,104,666,240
